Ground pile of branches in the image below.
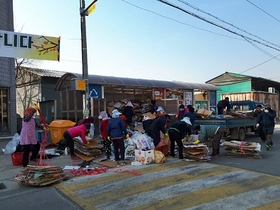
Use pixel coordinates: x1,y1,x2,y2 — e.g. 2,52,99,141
15,165,68,186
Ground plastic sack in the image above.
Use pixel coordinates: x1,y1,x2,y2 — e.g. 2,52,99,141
89,123,95,138
125,138,136,159
130,131,155,150
4,133,20,154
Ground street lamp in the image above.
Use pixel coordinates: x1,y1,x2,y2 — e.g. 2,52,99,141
79,0,98,118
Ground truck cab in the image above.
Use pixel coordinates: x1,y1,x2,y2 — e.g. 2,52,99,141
229,100,264,112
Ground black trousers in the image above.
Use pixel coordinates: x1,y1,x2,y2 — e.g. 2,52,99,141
211,127,224,155
168,130,183,159
151,132,161,147
103,138,112,159
63,131,74,155
112,138,125,161
217,107,224,115
22,142,40,167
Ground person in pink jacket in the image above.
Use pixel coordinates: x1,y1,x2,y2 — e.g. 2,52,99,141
63,123,90,159
20,107,41,167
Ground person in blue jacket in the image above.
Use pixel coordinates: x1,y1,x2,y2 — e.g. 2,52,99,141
256,103,276,150
107,109,128,166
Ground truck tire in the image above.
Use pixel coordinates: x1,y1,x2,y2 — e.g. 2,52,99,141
238,128,246,141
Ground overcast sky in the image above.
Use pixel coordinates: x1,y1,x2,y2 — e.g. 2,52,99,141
13,0,280,83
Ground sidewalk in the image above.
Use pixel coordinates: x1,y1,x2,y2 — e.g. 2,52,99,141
0,137,102,192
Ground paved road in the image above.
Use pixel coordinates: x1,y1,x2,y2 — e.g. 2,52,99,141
56,159,280,210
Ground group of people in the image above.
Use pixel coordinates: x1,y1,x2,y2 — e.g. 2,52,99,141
19,98,276,168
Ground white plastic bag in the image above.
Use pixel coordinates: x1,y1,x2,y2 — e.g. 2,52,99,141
89,123,95,138
4,133,20,154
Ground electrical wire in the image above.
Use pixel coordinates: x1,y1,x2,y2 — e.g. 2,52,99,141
178,0,280,48
245,0,280,23
119,0,243,41
157,0,280,52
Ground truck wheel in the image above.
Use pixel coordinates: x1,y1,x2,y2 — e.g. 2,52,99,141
238,128,246,141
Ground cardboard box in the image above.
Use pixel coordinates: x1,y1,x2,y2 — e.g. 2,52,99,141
197,109,212,116
135,149,154,164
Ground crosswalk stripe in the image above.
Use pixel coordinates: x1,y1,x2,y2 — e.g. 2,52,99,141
95,170,260,210
249,200,280,210
135,175,280,210
82,164,230,205
186,185,280,210
76,163,216,198
60,160,191,190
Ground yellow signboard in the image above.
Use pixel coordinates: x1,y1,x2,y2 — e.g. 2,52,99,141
76,79,86,91
0,30,60,61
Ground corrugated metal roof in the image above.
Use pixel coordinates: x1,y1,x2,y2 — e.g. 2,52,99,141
22,68,67,78
55,73,220,91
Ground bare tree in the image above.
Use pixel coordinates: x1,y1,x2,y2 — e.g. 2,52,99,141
15,58,41,116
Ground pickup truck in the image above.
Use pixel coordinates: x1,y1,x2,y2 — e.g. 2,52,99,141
194,100,263,141
194,117,256,141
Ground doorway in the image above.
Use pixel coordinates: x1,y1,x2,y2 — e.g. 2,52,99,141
0,88,9,134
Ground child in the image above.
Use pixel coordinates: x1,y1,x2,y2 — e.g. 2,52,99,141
63,123,90,160
107,109,128,166
98,111,111,159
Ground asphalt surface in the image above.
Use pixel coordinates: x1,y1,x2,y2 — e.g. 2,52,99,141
0,124,280,209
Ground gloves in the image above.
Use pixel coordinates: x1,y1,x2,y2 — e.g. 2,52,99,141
164,133,168,137
126,134,129,139
265,109,269,113
256,123,259,128
193,140,200,145
107,136,111,141
175,115,178,118
33,104,39,111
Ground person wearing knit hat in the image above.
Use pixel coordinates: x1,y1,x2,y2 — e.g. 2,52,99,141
20,107,41,167
122,101,135,127
168,117,192,160
256,103,276,150
107,109,129,166
77,116,94,126
98,111,111,159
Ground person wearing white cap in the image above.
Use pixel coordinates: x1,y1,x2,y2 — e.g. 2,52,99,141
98,111,111,159
156,106,166,117
107,109,129,166
168,117,192,160
122,101,135,127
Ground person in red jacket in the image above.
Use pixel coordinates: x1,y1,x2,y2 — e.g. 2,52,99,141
98,111,111,159
63,123,90,159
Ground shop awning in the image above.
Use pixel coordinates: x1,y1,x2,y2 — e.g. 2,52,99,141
55,73,220,91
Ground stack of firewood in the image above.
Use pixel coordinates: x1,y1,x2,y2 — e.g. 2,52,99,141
223,141,261,159
15,165,68,186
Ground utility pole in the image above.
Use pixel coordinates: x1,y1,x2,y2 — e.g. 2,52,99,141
79,0,98,118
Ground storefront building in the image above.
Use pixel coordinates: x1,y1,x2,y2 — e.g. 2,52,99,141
0,0,17,135
55,73,219,134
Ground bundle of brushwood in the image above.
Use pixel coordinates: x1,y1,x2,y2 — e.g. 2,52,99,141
15,165,68,186
74,138,102,157
183,144,210,161
227,110,255,119
223,141,261,159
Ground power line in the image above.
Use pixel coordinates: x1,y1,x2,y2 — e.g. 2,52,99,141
239,52,280,74
245,0,280,23
157,0,280,52
178,0,280,49
119,0,243,41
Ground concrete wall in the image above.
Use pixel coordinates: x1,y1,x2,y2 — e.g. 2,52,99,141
0,0,17,135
